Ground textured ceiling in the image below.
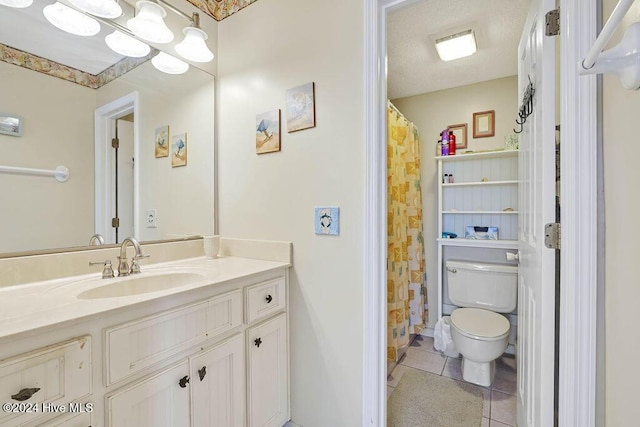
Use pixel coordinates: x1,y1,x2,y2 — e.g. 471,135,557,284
387,0,531,99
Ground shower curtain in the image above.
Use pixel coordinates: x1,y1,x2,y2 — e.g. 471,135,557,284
387,102,427,363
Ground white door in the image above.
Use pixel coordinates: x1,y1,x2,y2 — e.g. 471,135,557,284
117,118,135,241
191,334,245,427
516,0,556,426
246,313,289,427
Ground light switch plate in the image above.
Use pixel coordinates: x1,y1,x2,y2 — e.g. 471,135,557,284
315,207,339,235
146,209,157,228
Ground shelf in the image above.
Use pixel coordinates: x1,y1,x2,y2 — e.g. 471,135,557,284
442,180,518,187
435,149,518,162
438,238,519,249
442,210,518,215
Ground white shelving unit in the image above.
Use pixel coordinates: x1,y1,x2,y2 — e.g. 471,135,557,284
436,149,519,321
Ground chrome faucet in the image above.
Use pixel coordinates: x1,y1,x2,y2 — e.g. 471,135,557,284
89,233,105,246
117,237,148,276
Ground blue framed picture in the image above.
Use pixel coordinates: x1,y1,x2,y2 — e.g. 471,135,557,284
315,207,339,236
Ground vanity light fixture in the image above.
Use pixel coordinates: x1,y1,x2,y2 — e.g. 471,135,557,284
0,0,33,8
43,2,101,37
175,13,214,63
151,51,189,74
127,0,174,44
68,0,122,18
435,29,477,62
105,30,151,57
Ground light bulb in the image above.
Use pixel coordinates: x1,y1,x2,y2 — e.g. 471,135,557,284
127,1,174,44
0,0,33,8
43,2,100,37
152,52,189,74
105,30,151,58
175,27,214,63
69,0,122,19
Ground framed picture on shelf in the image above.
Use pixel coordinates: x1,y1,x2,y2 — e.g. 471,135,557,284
447,123,467,149
473,110,495,138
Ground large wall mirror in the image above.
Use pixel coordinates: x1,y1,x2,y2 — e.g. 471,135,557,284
0,0,217,256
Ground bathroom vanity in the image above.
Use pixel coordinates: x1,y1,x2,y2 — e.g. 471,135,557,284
0,239,291,427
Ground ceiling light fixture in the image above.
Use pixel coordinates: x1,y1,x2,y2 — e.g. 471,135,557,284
43,2,101,37
0,0,33,8
127,0,174,44
151,52,189,74
435,29,477,62
175,13,214,63
69,0,122,19
105,30,151,57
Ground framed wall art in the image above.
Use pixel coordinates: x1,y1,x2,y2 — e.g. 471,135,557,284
473,110,495,138
256,109,281,154
286,82,315,132
155,125,169,158
171,132,187,167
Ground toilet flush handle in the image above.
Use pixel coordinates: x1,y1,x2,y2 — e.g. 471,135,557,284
506,251,520,262
446,267,457,273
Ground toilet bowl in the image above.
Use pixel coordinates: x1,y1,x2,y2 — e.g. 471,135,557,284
445,260,517,387
450,307,510,386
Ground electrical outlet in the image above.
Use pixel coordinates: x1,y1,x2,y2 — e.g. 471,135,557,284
146,209,157,228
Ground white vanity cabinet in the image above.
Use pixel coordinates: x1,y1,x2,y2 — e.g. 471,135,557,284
104,270,289,427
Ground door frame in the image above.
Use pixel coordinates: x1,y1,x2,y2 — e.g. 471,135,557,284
362,1,599,426
94,91,140,244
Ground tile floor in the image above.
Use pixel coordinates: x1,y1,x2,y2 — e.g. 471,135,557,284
387,335,517,427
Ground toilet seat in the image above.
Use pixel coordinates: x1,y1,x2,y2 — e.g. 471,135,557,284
451,308,510,341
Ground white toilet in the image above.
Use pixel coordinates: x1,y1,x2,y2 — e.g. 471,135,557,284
446,260,517,387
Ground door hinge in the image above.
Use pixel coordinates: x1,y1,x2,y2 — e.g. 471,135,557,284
545,223,561,249
545,8,560,36
111,217,120,228
111,137,119,149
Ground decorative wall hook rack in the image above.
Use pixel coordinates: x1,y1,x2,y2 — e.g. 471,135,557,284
514,76,535,134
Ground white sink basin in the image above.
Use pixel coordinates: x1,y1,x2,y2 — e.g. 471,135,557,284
77,272,205,299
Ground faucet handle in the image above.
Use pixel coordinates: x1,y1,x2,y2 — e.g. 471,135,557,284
130,254,150,274
89,260,115,279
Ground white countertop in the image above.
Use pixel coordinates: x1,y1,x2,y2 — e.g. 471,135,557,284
0,256,290,341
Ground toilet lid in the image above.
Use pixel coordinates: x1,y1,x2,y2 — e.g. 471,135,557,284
451,308,510,339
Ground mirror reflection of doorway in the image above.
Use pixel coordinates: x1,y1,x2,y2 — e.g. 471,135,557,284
95,91,139,246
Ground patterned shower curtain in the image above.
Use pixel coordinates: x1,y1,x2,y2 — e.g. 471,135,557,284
387,102,427,363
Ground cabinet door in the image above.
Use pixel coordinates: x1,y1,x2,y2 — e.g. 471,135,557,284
247,314,288,427
107,361,190,427
190,334,245,427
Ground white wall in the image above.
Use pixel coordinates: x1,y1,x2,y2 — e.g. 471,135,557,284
216,0,364,425
602,0,640,424
0,62,95,253
392,76,518,328
96,61,215,241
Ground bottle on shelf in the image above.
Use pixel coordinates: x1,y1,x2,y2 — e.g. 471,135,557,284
441,130,449,156
448,131,456,155
436,139,442,157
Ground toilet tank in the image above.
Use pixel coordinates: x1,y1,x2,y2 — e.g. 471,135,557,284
446,260,518,313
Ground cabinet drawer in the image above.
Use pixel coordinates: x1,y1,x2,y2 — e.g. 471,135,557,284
105,290,242,385
0,336,92,427
246,277,286,324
